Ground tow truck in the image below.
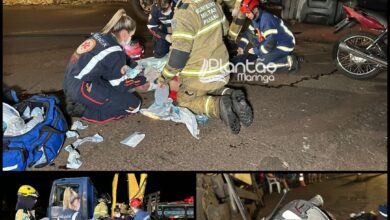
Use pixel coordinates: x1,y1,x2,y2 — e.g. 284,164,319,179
46,174,193,219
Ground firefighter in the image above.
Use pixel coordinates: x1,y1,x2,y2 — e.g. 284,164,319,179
129,199,150,220
160,0,253,134
231,0,300,73
63,9,148,123
147,0,176,58
15,185,39,220
216,0,246,42
93,193,111,219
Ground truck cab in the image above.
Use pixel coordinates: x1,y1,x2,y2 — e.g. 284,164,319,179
47,177,97,220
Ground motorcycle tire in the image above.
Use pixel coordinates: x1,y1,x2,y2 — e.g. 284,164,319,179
333,31,387,80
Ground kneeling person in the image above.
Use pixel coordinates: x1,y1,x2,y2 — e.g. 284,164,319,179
232,0,299,73
63,9,147,123
162,0,253,134
147,0,175,58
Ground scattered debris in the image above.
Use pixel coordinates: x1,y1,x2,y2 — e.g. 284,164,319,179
64,133,104,169
140,86,200,139
71,120,88,130
120,132,145,148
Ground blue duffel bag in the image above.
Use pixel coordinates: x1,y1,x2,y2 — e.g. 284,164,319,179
3,95,68,171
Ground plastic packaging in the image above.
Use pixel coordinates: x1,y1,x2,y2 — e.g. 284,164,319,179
30,107,44,117
155,85,170,105
195,114,209,125
22,106,31,119
137,55,168,73
125,65,144,79
3,103,45,137
64,133,104,150
66,130,80,139
3,102,24,131
65,145,82,169
140,88,200,139
120,132,145,148
64,133,104,169
70,120,88,130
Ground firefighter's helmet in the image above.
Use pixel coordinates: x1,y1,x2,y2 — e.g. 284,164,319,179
130,198,142,208
240,0,260,13
17,185,39,198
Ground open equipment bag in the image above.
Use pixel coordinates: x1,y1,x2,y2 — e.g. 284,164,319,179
3,95,68,171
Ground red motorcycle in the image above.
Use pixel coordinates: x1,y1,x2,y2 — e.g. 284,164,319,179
333,5,387,80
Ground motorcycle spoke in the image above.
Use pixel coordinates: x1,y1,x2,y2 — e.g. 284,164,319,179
339,58,351,64
339,35,381,76
338,55,350,63
366,65,374,73
345,63,356,71
356,65,364,74
353,66,359,73
340,59,354,68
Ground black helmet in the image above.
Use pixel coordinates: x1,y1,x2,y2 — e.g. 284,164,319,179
98,193,111,203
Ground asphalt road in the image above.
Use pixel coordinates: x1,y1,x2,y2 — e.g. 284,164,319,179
259,173,387,220
3,3,388,171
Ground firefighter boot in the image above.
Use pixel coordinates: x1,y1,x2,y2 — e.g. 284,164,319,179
219,96,241,134
288,54,303,74
231,90,253,127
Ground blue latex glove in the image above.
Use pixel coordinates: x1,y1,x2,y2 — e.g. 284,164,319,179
125,65,143,79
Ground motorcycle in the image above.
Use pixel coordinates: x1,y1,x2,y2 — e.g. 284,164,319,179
333,5,387,80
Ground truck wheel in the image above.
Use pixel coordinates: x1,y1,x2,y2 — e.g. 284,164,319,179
281,0,301,20
129,0,153,21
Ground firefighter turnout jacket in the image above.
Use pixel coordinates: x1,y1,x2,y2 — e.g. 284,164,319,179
216,0,246,41
93,201,109,219
162,0,230,82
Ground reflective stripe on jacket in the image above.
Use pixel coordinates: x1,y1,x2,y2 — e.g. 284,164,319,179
163,0,230,80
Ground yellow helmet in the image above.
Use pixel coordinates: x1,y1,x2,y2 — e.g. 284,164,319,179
17,185,39,198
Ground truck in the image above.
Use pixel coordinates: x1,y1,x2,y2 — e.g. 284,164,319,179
47,177,97,219
46,174,193,220
144,191,194,219
130,0,386,25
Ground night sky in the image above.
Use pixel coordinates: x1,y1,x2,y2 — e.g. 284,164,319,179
1,172,195,219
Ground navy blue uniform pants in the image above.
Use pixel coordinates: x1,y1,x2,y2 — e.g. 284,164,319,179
153,26,171,58
65,76,146,123
231,47,291,74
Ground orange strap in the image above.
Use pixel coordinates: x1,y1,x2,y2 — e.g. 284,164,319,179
256,28,264,42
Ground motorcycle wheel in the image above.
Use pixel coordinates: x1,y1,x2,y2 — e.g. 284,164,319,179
333,31,387,80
